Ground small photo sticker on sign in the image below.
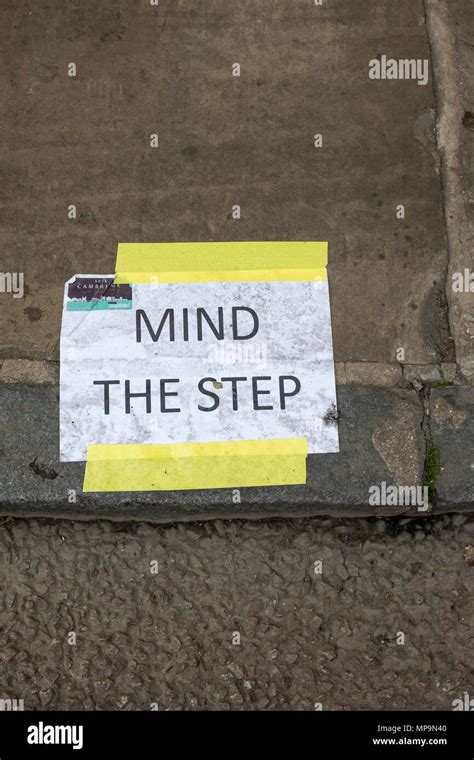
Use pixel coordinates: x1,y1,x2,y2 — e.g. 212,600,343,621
67,276,132,311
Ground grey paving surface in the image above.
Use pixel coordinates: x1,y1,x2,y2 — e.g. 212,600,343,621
1,383,428,519
0,0,472,518
425,0,474,382
430,386,474,509
0,0,451,365
0,514,472,710
452,0,474,213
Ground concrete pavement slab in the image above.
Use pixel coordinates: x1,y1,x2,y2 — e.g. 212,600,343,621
1,1,472,518
430,386,474,509
1,0,452,365
425,0,474,381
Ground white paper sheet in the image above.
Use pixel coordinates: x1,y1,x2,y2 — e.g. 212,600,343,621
60,275,339,461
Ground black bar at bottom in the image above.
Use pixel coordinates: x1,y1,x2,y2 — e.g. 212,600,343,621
0,710,472,758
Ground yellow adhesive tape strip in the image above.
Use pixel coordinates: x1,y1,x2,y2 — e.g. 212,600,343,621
83,438,308,492
114,242,328,283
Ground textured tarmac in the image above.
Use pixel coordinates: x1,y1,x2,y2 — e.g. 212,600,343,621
0,514,472,710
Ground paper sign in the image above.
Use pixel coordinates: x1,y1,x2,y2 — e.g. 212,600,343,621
60,275,339,462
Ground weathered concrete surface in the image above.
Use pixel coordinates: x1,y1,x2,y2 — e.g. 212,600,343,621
0,384,427,520
452,0,474,201
1,0,452,365
0,514,472,710
430,386,474,509
425,0,474,382
0,359,58,386
0,0,472,519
